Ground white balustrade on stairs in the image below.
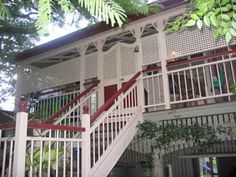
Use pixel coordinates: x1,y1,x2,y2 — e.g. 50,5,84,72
0,72,144,177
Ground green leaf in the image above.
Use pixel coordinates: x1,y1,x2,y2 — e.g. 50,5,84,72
196,2,208,13
221,14,231,21
233,5,236,11
221,7,229,12
232,22,236,30
214,8,221,15
203,16,211,27
197,19,203,29
226,32,232,43
190,13,199,20
226,4,232,10
207,0,215,9
184,19,196,27
233,14,236,20
210,14,218,27
230,28,236,36
221,0,230,6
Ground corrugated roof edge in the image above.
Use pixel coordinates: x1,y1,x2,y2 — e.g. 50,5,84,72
16,0,185,61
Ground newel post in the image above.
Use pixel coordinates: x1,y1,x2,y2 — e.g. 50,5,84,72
13,110,28,177
81,106,91,177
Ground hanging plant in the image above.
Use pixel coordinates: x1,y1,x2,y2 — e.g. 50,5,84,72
164,0,236,43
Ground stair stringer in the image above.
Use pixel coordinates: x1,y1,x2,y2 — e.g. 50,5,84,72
89,109,143,177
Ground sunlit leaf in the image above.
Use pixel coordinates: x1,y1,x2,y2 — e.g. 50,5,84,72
184,19,196,27
225,32,232,43
203,16,211,27
197,19,203,29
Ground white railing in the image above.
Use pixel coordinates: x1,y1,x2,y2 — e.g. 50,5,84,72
167,56,236,105
42,80,99,125
0,73,143,177
32,90,81,121
86,72,143,177
0,113,85,177
143,51,236,110
143,72,165,109
25,134,82,177
51,89,97,127
0,132,15,177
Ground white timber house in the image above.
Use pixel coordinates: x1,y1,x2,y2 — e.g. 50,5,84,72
1,1,236,177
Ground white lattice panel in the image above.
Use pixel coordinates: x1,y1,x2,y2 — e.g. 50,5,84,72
141,34,160,65
85,53,97,79
166,27,236,58
21,58,80,94
103,48,117,80
120,45,136,76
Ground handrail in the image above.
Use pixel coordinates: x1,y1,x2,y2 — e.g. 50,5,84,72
167,49,236,68
28,122,85,132
0,122,85,132
142,65,161,73
90,71,141,123
45,80,100,124
34,85,80,98
0,123,16,130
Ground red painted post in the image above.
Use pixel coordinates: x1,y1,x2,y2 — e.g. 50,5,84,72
19,100,27,112
83,105,89,114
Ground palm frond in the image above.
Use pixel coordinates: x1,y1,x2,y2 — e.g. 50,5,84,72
78,0,127,27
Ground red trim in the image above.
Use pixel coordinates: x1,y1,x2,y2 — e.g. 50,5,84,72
90,71,141,123
0,123,16,130
36,85,80,98
142,66,161,73
28,122,85,132
167,49,236,68
45,80,100,124
0,122,85,132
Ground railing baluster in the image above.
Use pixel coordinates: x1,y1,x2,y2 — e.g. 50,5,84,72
189,68,195,99
171,73,176,102
217,63,223,94
230,60,236,83
1,141,7,177
184,70,188,100
196,68,202,97
202,66,208,97
70,141,73,177
39,140,43,177
178,72,182,100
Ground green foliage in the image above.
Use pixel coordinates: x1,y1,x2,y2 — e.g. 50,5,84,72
164,0,236,43
36,0,127,34
137,120,226,153
25,142,64,176
230,83,236,93
0,1,9,18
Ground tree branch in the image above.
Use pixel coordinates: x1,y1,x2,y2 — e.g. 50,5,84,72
0,26,37,34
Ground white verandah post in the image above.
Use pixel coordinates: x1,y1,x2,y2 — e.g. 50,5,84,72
13,112,28,177
132,27,145,112
156,20,171,109
81,106,91,177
